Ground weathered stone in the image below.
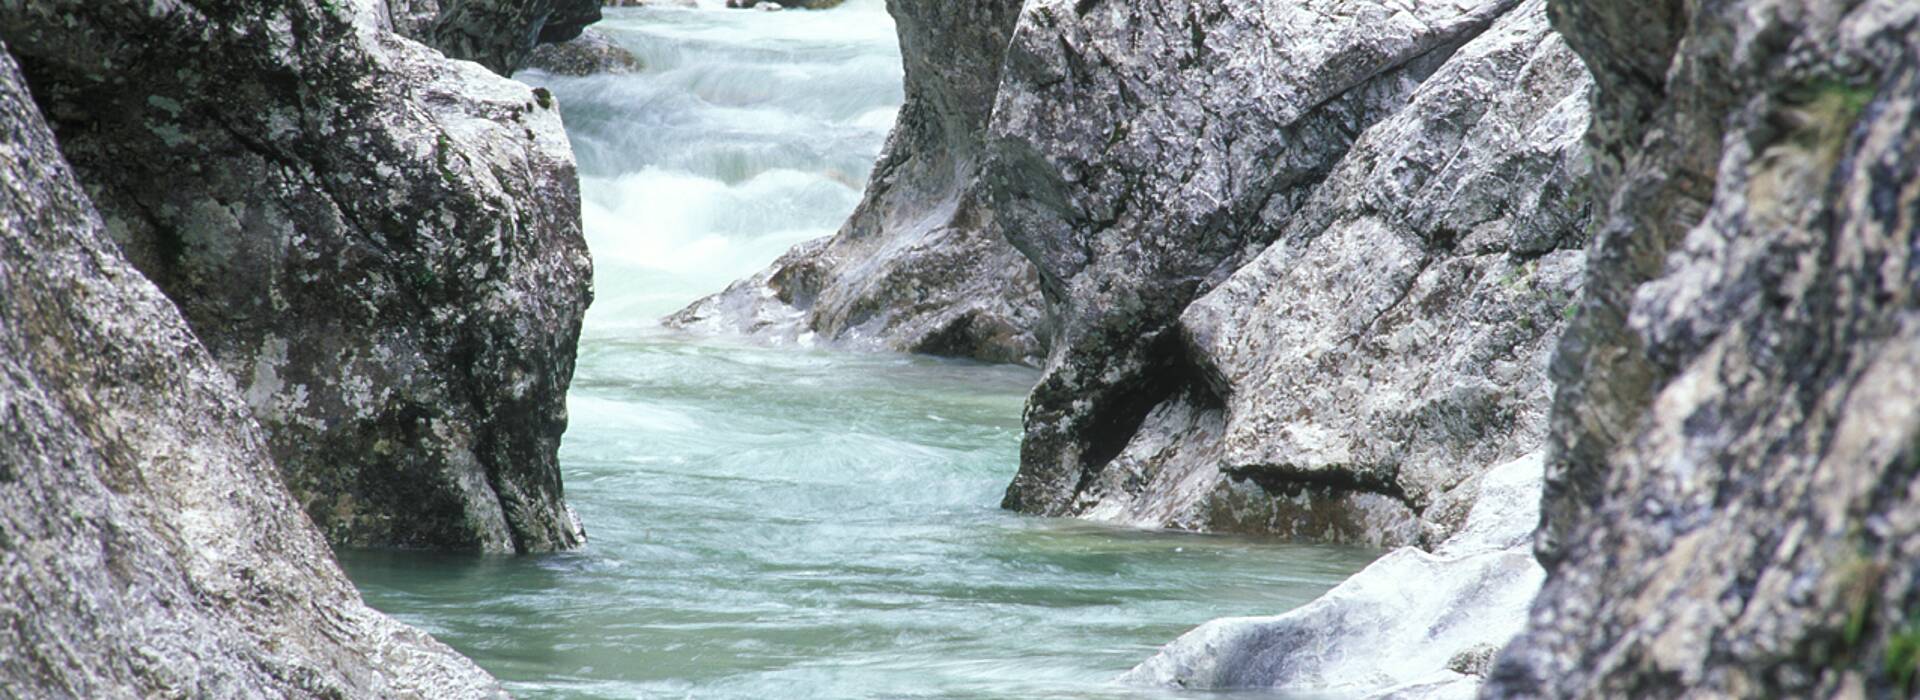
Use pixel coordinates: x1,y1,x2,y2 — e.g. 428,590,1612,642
394,0,604,75
1127,453,1546,698
1487,0,1920,697
0,44,503,699
669,0,1047,367
993,0,1592,548
526,27,641,76
1,0,592,553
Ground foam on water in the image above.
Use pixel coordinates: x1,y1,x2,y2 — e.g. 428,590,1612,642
341,6,1380,699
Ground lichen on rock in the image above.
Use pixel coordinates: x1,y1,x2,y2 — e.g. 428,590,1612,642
1488,0,1920,695
1,0,593,553
0,43,503,699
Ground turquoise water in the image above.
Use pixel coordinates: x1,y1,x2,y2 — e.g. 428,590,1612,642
340,4,1376,698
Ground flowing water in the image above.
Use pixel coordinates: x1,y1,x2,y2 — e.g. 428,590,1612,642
340,3,1378,697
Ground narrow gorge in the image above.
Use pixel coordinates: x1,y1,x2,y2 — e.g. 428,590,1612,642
2,0,1915,698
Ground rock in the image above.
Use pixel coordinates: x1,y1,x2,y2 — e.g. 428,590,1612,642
1,0,592,553
725,0,846,9
992,0,1593,547
0,44,503,699
1487,0,1920,696
1125,453,1547,698
387,0,603,75
526,27,642,76
669,0,1046,366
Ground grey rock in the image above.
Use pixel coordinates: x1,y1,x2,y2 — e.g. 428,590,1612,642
2,0,592,553
0,45,503,699
994,0,1592,547
669,0,1048,367
526,27,642,77
386,0,602,75
1488,0,1920,696
1125,453,1547,698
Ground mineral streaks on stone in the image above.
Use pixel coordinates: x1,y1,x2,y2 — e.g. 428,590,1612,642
0,44,504,699
2,0,593,553
995,0,1592,548
1489,0,1920,696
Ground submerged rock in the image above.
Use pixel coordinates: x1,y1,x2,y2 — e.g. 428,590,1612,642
1488,0,1920,695
669,0,1048,367
993,0,1592,547
526,27,642,76
2,0,592,553
1126,453,1547,698
0,45,503,698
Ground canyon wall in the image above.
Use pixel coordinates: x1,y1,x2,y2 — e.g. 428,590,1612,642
992,0,1592,549
0,44,503,698
1,0,592,553
668,0,1050,366
1489,0,1920,695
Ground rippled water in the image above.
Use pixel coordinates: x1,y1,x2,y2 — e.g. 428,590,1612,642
341,4,1377,698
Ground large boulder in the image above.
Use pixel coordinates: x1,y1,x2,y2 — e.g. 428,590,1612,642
0,44,502,698
1,0,592,553
386,0,603,75
1488,0,1920,695
525,27,641,77
1126,453,1547,698
668,0,1048,367
428,0,603,75
992,0,1592,547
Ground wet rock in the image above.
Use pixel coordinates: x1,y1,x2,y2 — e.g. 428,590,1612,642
1488,0,1920,696
1126,453,1547,698
726,0,846,9
670,0,1045,366
387,0,603,75
993,0,1592,547
2,0,592,553
0,45,503,698
526,27,642,76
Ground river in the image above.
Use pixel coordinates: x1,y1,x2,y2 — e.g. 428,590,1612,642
339,3,1376,697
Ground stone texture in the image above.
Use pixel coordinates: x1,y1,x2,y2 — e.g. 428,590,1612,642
1126,453,1546,698
526,27,641,77
0,44,503,699
994,0,1592,547
388,0,603,75
669,0,1048,367
1487,0,1920,696
2,0,592,553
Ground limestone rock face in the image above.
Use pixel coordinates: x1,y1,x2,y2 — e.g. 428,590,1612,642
669,0,1049,367
1488,0,1920,695
1,0,592,553
525,27,641,77
0,45,503,699
994,0,1592,547
1126,453,1547,698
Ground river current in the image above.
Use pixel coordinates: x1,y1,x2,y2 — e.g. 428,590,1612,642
340,3,1376,697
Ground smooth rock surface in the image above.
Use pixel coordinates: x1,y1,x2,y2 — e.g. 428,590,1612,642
1127,453,1546,698
2,0,592,553
669,0,1048,367
1488,0,1920,696
995,0,1592,547
0,44,503,699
